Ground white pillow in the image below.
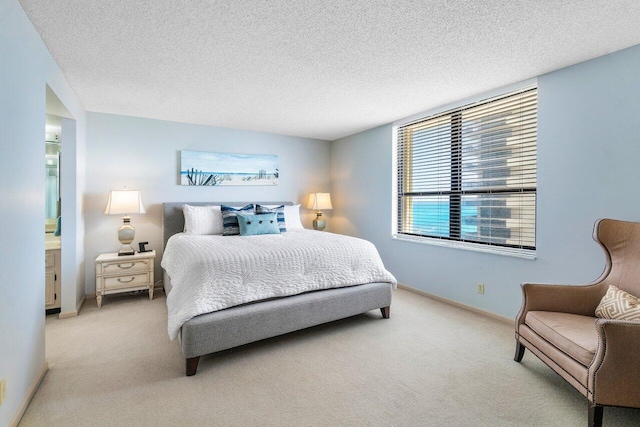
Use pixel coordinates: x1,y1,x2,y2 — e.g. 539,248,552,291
182,204,223,235
284,204,304,230
262,204,304,230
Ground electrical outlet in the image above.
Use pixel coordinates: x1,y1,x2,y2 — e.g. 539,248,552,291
0,378,6,406
477,283,485,295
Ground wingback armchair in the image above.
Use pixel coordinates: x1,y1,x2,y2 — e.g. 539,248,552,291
514,218,640,427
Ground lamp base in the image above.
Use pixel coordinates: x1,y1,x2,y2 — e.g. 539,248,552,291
117,216,136,256
312,219,326,231
118,245,135,256
312,211,326,231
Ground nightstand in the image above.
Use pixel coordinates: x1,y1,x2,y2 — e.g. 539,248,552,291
95,250,155,308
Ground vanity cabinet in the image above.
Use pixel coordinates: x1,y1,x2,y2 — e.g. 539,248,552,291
45,249,61,310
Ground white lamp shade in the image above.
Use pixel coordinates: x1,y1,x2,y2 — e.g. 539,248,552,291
307,192,332,210
104,190,146,215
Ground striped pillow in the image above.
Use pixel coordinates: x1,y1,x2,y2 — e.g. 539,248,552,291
595,285,640,321
221,204,254,236
255,204,286,232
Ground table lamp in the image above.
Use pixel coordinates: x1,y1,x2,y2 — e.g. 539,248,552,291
307,192,332,231
104,189,146,256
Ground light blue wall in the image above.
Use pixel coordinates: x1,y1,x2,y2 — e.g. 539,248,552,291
84,112,331,293
331,44,640,320
0,0,86,424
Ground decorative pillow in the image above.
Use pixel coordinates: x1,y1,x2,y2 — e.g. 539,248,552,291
595,285,640,321
221,204,254,236
183,204,223,235
284,204,304,230
255,204,286,232
236,212,280,236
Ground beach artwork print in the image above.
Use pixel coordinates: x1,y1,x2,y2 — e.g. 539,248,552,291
180,150,279,186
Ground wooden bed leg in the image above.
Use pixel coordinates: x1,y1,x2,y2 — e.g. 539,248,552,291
588,404,603,427
186,356,200,376
380,306,390,319
514,341,526,362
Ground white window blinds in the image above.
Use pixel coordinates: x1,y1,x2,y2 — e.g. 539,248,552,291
396,87,537,254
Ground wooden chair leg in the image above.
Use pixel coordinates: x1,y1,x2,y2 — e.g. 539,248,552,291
380,306,390,319
186,356,200,376
588,404,603,427
514,341,526,362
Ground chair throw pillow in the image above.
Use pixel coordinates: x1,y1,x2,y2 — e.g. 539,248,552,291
221,204,254,236
595,285,640,321
237,212,281,236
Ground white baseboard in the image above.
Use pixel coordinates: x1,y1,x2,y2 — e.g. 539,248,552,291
58,294,86,319
58,311,76,319
398,283,514,325
9,362,48,427
76,294,86,313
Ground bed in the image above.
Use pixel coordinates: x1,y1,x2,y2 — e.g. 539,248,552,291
162,201,396,376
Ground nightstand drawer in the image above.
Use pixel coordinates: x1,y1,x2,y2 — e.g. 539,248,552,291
101,259,150,275
103,273,150,291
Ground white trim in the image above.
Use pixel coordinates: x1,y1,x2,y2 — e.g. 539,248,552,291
58,311,77,319
391,126,399,236
9,363,48,427
77,294,86,314
392,78,538,128
391,79,538,258
58,294,86,319
392,234,536,260
398,283,514,325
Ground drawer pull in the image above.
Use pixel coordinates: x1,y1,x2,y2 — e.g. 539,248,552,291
117,263,135,269
117,277,136,283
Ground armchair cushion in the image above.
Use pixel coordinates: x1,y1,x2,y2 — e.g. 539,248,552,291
595,285,640,321
526,311,597,366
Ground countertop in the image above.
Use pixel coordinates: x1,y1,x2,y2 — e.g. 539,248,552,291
45,234,61,250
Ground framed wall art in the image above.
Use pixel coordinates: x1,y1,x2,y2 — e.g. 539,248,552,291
180,150,279,186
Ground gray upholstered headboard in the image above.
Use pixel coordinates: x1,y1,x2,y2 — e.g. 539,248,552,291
162,202,293,249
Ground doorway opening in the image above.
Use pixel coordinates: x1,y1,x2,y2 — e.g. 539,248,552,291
45,85,75,317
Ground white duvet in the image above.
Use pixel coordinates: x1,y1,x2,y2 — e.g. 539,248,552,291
161,230,397,340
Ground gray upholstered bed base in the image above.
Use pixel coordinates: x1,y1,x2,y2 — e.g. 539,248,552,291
162,202,393,376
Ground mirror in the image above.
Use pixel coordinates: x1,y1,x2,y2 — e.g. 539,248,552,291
46,141,60,218
45,115,61,233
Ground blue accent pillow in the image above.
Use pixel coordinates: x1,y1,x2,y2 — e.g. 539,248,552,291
236,212,280,236
255,204,286,232
221,204,254,236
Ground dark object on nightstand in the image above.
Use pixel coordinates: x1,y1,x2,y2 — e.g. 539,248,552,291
138,241,150,253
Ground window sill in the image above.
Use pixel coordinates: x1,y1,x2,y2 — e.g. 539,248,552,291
392,234,536,260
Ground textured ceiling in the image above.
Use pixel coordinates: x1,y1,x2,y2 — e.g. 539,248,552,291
19,0,640,141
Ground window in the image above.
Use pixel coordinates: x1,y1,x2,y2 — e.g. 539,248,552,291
395,87,537,256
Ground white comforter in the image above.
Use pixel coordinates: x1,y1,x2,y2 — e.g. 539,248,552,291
161,230,397,340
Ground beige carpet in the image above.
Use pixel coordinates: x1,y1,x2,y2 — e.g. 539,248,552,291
19,288,640,426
